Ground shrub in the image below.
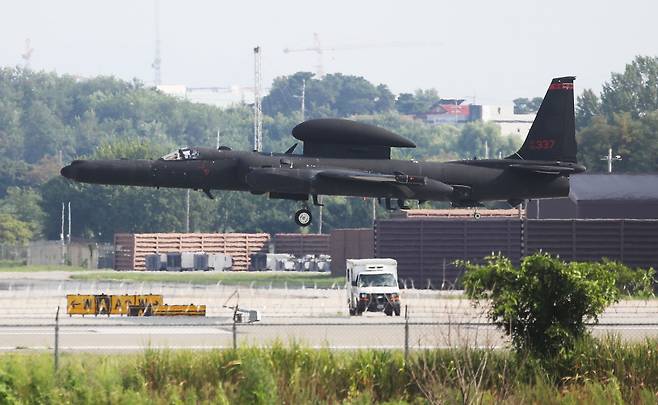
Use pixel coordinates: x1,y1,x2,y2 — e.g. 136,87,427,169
461,252,619,356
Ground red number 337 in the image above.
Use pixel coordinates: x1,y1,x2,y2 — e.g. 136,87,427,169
529,139,555,150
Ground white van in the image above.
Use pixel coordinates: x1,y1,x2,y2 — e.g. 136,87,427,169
346,258,401,316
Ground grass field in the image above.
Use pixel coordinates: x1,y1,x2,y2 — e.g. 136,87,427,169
70,270,344,288
0,260,87,272
0,338,656,404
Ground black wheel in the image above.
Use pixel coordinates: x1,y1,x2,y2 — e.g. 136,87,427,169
384,306,393,316
349,307,355,316
294,208,312,227
394,306,401,316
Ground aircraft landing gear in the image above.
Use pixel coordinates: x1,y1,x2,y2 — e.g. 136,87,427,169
294,208,312,227
473,208,481,219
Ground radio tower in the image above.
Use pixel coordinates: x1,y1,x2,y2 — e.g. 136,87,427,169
253,46,263,152
152,0,162,85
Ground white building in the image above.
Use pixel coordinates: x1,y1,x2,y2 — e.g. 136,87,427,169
480,105,535,137
156,84,254,108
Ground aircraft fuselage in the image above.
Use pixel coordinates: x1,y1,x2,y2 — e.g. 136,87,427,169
61,147,579,205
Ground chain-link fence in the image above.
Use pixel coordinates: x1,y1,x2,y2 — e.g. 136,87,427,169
0,279,657,351
0,244,27,262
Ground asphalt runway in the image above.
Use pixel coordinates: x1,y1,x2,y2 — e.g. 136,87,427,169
1,319,658,352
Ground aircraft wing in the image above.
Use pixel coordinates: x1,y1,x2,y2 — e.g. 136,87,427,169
316,169,404,183
316,169,454,197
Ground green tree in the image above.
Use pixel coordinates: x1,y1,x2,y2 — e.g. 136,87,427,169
461,253,620,356
575,88,602,130
263,72,393,118
600,55,658,119
513,97,543,114
395,89,441,115
0,187,45,239
0,213,33,244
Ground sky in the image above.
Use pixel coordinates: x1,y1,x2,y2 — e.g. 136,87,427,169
1,0,656,105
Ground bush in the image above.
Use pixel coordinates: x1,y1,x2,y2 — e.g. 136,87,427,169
461,253,620,356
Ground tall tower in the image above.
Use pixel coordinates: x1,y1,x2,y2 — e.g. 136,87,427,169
21,38,34,69
253,46,263,152
152,0,162,85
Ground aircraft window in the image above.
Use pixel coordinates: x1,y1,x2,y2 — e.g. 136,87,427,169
161,147,200,161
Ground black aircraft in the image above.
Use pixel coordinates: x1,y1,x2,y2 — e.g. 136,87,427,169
61,76,585,227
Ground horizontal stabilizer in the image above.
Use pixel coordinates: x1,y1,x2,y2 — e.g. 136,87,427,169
508,164,578,176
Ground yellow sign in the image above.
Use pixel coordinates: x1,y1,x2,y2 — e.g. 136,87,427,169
135,294,163,307
110,295,136,315
67,295,96,315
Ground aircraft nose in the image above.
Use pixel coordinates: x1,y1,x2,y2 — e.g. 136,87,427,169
60,160,83,180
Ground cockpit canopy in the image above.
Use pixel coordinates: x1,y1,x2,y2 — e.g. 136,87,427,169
160,147,200,161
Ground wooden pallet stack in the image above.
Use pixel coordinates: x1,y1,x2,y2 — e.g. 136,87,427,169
114,233,270,271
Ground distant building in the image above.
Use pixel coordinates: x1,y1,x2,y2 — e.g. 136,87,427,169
480,105,535,136
156,84,254,108
421,99,477,124
420,100,535,136
527,174,658,219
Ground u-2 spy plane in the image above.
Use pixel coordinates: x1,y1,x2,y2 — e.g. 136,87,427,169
61,76,585,227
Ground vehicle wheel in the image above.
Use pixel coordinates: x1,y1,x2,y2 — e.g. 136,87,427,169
384,306,393,316
349,307,355,316
473,212,481,219
394,306,401,316
294,208,312,227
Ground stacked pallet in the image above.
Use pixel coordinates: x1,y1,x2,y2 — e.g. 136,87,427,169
273,233,330,256
114,233,269,271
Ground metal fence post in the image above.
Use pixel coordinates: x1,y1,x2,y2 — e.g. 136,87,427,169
54,306,60,372
232,307,238,350
404,305,409,363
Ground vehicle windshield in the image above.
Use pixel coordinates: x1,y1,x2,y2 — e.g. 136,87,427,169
161,147,200,161
358,273,397,287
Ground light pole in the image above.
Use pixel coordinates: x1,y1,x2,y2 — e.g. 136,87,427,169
600,148,622,173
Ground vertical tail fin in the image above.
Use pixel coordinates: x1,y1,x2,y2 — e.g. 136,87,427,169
508,76,577,162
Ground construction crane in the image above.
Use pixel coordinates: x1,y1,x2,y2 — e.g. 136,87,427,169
283,33,442,77
152,0,162,85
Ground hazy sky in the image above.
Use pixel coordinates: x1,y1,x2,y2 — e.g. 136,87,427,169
1,0,656,104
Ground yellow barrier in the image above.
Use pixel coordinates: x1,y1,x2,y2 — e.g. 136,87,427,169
152,304,206,316
66,295,96,316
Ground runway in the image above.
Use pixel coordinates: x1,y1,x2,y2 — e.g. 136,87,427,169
1,318,657,352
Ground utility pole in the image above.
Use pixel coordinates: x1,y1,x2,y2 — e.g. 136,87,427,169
216,128,221,150
372,198,377,227
60,203,65,265
185,189,190,232
67,202,71,244
253,46,263,152
318,196,323,234
300,78,306,122
484,140,489,159
600,148,622,173
152,0,162,85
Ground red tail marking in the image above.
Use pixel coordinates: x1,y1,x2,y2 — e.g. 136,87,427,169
548,83,574,91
